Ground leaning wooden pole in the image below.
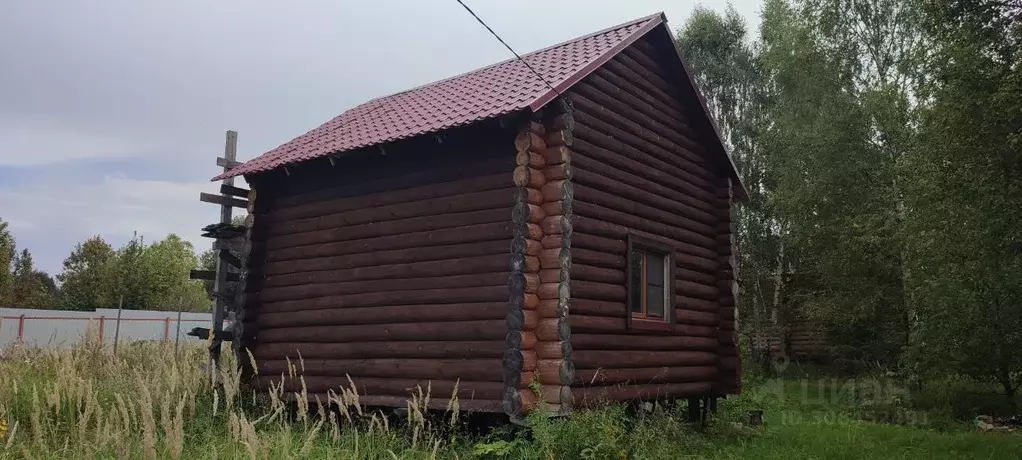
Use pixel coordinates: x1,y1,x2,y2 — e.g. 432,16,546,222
210,131,238,369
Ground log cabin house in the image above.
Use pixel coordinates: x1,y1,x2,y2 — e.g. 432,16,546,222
216,12,746,418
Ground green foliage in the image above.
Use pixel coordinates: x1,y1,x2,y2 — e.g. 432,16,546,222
678,6,783,341
9,249,59,308
0,223,58,308
0,218,14,305
110,233,211,312
58,236,117,311
758,0,919,364
901,0,1022,398
679,0,1020,401
57,233,211,312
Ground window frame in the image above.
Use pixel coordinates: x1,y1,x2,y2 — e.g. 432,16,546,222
625,234,675,332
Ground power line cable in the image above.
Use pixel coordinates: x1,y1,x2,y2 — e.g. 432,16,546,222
453,0,562,97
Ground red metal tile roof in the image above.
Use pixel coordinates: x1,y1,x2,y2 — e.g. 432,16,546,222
218,13,664,179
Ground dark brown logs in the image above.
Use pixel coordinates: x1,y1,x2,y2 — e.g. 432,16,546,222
603,58,685,123
571,334,719,351
266,221,512,262
268,173,511,222
567,315,624,333
675,309,719,327
573,366,717,386
572,201,716,256
573,108,712,190
715,177,740,395
584,70,698,142
569,264,625,284
572,182,716,242
264,241,509,281
572,350,716,369
252,341,507,360
571,92,706,169
550,113,576,131
264,207,510,251
573,382,713,405
720,357,739,372
256,302,508,328
571,232,624,253
571,217,718,270
593,67,685,126
574,79,700,151
678,267,718,285
253,376,505,400
266,188,516,237
571,157,715,225
677,295,718,312
573,122,714,202
569,299,625,317
563,315,719,337
570,247,625,269
258,358,503,381
293,394,504,413
257,320,507,343
571,280,627,301
264,252,510,284
675,280,718,301
621,45,669,81
256,285,510,313
614,53,696,126
260,272,510,302
271,155,510,209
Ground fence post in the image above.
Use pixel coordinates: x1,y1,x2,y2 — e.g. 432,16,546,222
98,316,105,345
164,317,171,342
17,314,25,342
174,309,183,356
113,296,124,354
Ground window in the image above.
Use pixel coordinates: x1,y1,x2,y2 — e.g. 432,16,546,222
626,235,674,331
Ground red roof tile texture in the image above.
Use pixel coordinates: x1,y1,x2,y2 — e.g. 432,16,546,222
219,13,663,179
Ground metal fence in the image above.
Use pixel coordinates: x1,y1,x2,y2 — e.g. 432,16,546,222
0,307,218,349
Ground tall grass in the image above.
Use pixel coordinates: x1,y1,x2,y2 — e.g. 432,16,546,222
1,334,1019,460
0,335,461,459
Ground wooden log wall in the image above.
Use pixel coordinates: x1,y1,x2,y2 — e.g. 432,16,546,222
536,104,576,415
786,318,827,360
242,128,517,411
235,184,262,379
716,179,740,394
502,120,545,416
565,38,737,405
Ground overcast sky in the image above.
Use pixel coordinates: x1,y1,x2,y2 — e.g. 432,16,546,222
0,0,760,275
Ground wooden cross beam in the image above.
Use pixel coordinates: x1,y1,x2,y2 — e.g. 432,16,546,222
209,130,238,369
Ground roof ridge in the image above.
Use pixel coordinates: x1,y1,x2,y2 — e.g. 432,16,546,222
365,12,664,103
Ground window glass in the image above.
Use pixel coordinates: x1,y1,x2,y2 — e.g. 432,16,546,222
646,254,665,318
629,250,644,314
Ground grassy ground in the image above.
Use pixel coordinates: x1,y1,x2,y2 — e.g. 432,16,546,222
0,339,1018,459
